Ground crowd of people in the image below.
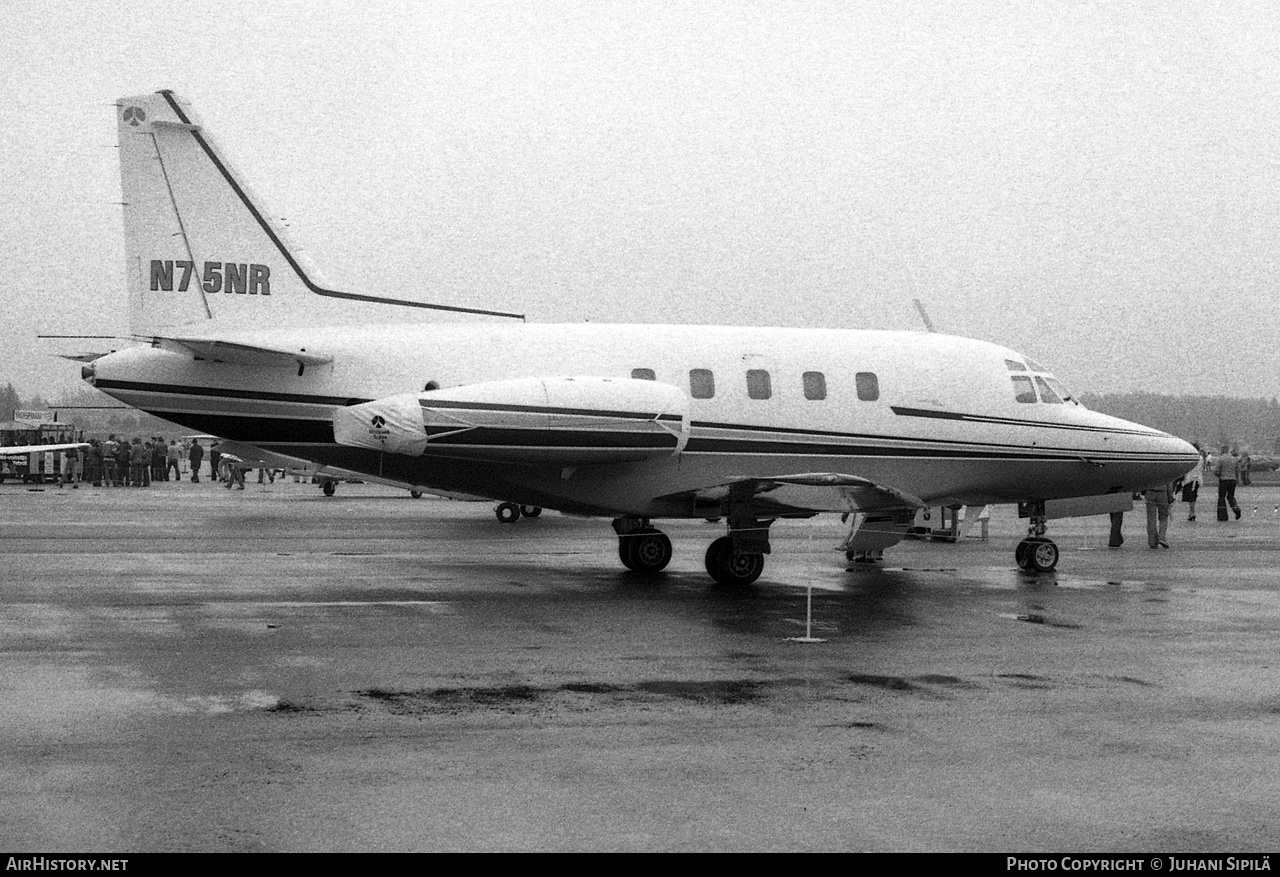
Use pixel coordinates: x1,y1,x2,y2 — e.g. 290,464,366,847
56,436,272,489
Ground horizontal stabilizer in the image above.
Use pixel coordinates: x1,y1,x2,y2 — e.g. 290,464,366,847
153,336,333,369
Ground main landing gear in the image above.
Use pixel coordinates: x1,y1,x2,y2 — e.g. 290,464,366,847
495,502,543,524
704,536,765,585
612,518,673,572
612,515,774,585
1015,503,1059,573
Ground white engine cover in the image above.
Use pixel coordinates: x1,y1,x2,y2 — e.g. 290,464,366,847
332,376,690,465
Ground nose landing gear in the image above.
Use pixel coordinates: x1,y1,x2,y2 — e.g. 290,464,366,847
1015,503,1059,572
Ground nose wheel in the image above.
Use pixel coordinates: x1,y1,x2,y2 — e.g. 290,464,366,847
1015,537,1059,572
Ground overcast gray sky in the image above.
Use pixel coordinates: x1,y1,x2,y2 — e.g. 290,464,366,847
2,0,1277,403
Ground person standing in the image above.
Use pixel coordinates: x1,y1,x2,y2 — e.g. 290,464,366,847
1214,444,1242,521
1108,510,1125,548
1180,459,1203,521
101,435,119,487
86,439,102,487
188,440,204,483
59,445,81,488
166,440,181,481
130,438,148,487
1144,481,1174,548
151,438,166,482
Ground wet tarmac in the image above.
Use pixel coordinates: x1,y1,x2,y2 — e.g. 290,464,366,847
2,477,1278,851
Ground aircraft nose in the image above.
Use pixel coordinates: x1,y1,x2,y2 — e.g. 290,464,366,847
1160,434,1201,478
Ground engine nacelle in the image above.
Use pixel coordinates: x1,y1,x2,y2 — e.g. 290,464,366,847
332,376,690,465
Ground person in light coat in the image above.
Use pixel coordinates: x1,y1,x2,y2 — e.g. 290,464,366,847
1144,481,1175,549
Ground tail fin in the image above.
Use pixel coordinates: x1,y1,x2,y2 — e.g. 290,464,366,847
116,90,522,336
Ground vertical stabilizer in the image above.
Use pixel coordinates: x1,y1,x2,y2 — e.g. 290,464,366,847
116,90,522,336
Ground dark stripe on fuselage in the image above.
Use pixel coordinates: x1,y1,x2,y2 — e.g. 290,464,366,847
131,407,1182,464
890,405,1159,436
110,382,1182,460
136,410,337,444
94,378,368,408
422,399,682,422
423,427,679,449
101,380,1161,449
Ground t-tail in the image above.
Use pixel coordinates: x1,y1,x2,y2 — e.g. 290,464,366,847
116,90,522,337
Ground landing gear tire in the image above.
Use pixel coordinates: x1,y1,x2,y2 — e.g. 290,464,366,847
520,505,542,518
619,529,672,573
321,480,336,496
495,502,521,524
409,490,423,499
1016,538,1059,573
704,536,764,586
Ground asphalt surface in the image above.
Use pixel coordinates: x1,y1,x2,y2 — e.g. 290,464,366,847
2,475,1278,852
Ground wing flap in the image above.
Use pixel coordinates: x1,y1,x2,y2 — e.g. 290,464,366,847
669,471,926,515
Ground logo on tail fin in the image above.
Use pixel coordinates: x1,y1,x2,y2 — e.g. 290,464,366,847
122,106,146,126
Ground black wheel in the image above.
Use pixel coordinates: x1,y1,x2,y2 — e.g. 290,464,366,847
1029,539,1059,573
321,480,336,496
620,530,672,573
520,505,542,518
704,536,764,586
495,502,521,524
409,490,423,499
1015,538,1032,570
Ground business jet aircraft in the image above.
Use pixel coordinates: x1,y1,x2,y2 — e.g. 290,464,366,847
81,91,1198,584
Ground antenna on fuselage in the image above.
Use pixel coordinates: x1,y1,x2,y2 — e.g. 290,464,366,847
912,298,937,333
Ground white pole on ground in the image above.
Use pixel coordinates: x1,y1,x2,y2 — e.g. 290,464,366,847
787,585,827,644
788,528,827,643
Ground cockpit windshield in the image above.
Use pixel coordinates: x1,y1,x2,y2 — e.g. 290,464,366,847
1006,358,1082,406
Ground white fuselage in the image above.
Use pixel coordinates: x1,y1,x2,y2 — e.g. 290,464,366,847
88,323,1198,517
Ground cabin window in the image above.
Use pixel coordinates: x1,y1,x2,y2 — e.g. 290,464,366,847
690,369,715,399
1011,375,1037,403
1034,376,1063,403
631,368,655,381
746,369,772,400
423,380,440,391
855,372,879,401
1005,359,1027,371
802,371,826,400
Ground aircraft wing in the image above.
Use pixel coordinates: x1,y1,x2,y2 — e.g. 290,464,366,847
666,472,927,516
210,439,457,496
0,442,90,457
152,336,332,369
